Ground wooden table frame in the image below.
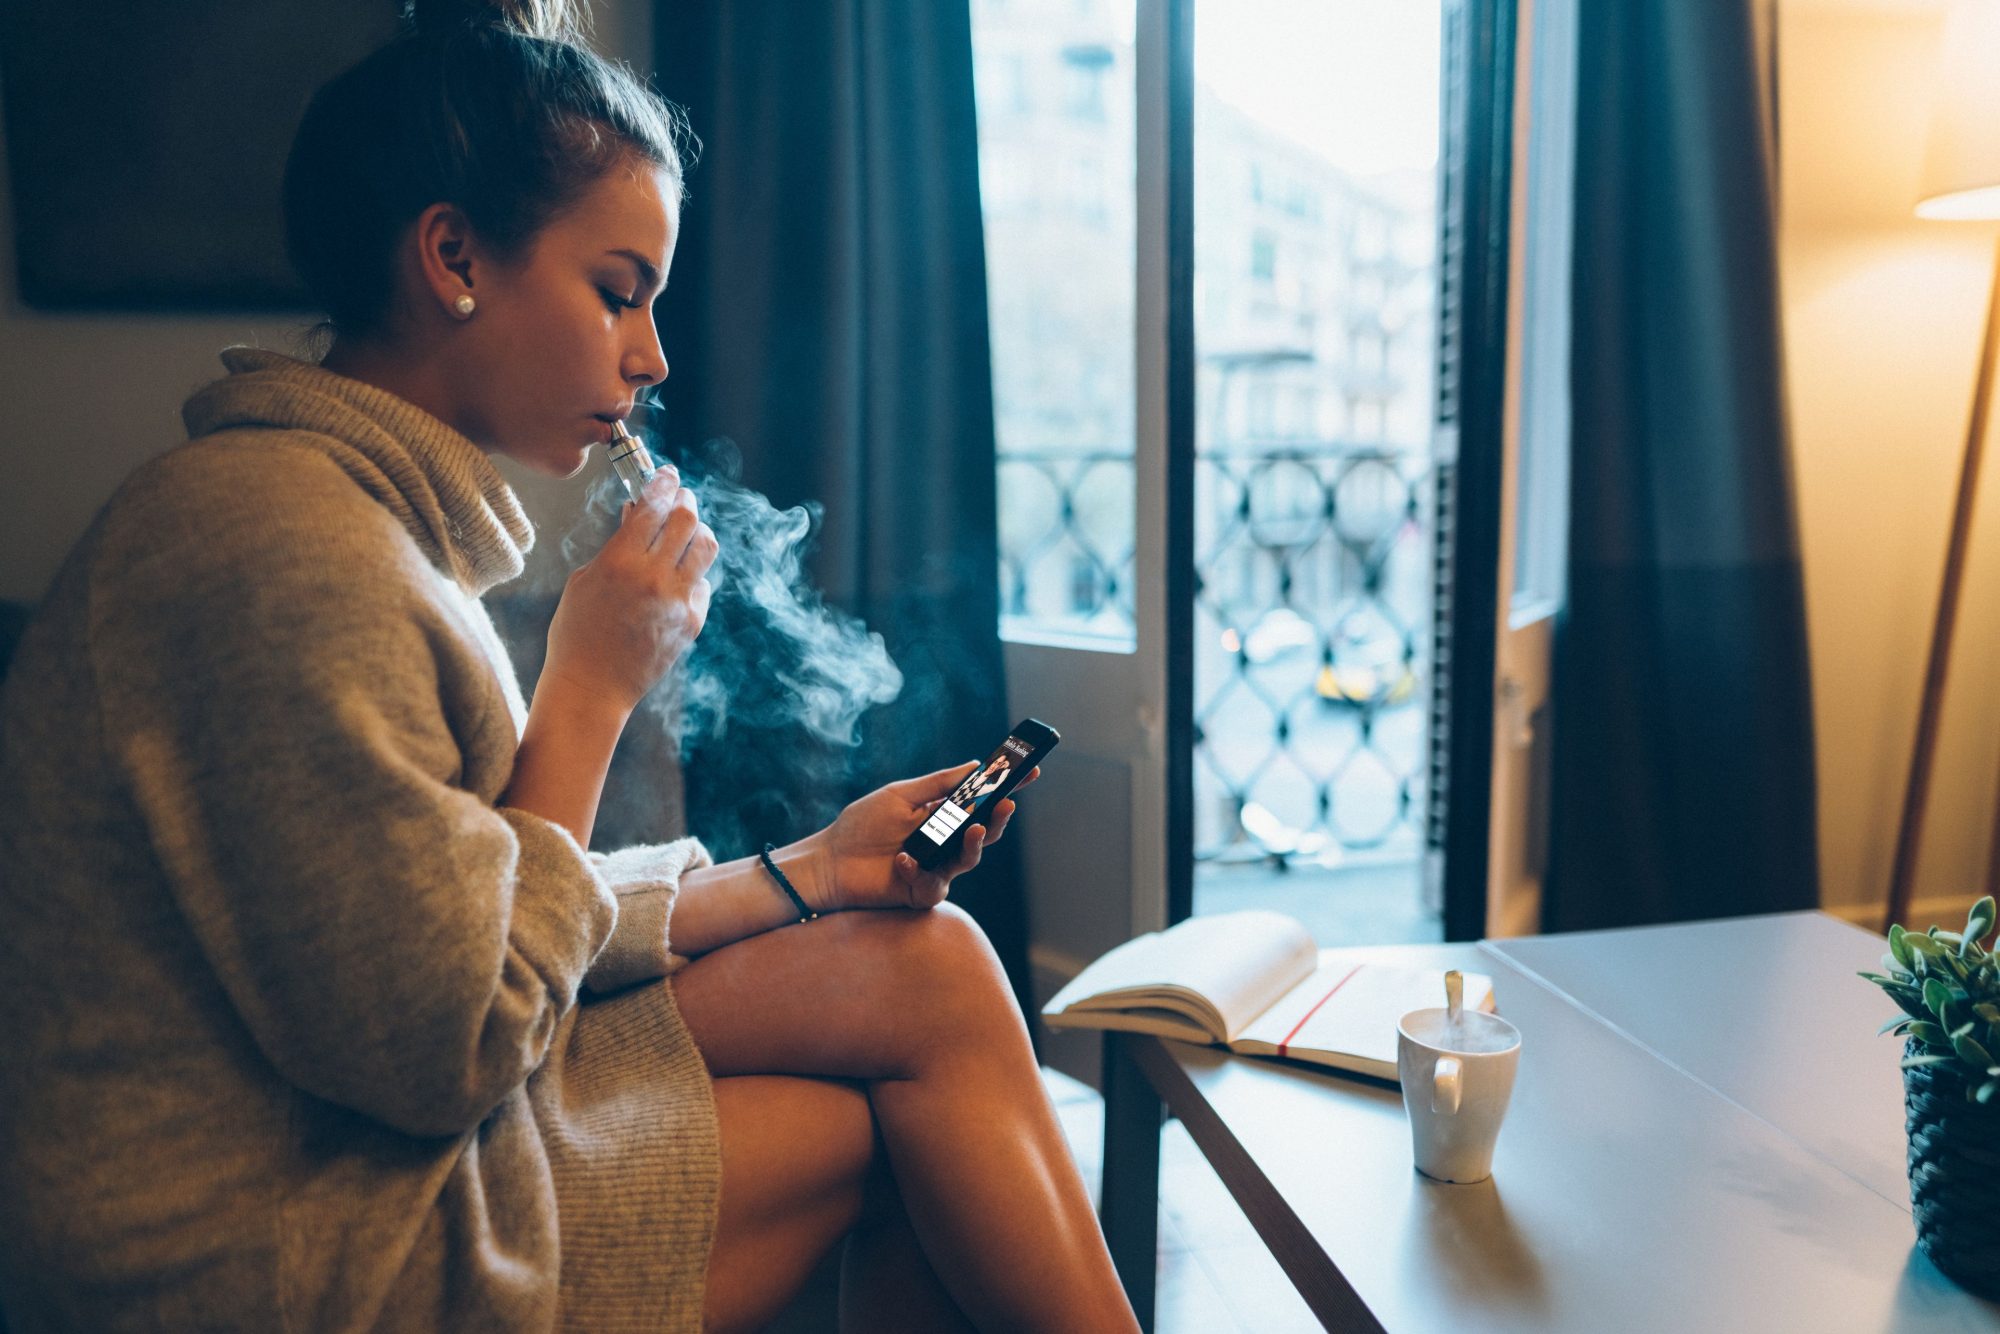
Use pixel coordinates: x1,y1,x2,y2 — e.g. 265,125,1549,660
1102,1030,1384,1331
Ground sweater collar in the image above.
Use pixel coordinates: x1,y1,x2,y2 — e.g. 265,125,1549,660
179,346,535,596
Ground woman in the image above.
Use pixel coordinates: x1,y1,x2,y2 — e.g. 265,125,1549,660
0,2,1140,1330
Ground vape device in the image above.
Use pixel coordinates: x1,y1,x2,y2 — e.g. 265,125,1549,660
902,718,1061,870
607,420,657,504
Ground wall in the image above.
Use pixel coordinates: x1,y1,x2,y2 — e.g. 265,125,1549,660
0,71,303,605
0,2,654,607
1780,0,2000,927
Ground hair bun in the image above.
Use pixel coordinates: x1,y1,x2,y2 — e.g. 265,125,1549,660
400,0,586,43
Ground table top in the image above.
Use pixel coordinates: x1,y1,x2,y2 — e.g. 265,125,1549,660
1482,910,1910,1207
1140,914,2000,1333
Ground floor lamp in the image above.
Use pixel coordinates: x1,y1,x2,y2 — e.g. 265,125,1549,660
1885,0,2000,933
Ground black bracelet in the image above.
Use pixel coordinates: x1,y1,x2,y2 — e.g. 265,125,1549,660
760,844,819,925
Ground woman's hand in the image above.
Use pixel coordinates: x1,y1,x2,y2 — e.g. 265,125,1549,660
803,762,1041,913
541,465,718,716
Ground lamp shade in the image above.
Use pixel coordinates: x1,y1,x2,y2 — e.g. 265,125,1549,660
1918,0,2000,219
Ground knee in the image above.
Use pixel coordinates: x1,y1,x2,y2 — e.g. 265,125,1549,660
882,902,1021,1034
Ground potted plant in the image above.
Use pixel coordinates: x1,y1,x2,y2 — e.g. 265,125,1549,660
1861,895,2000,1299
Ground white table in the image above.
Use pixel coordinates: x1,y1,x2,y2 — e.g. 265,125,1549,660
1097,912,2000,1331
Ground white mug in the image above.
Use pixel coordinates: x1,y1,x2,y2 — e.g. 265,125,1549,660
1396,1007,1522,1184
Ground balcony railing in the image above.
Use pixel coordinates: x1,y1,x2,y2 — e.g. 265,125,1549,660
999,441,1435,865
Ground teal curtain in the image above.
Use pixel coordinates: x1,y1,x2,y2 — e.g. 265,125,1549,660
651,2,1032,1012
1547,0,1819,930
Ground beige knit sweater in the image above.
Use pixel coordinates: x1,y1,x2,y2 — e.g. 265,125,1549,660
0,348,722,1332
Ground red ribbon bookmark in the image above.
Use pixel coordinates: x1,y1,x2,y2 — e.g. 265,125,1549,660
1276,965,1363,1058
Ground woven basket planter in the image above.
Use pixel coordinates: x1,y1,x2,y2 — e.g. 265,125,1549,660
1903,1039,2000,1300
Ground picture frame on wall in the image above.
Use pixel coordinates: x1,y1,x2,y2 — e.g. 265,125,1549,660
0,2,399,312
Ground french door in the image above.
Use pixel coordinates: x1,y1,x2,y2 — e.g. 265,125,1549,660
983,0,1557,1065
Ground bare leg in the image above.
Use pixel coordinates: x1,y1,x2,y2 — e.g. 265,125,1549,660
840,1124,979,1333
697,1072,970,1332
674,903,1138,1333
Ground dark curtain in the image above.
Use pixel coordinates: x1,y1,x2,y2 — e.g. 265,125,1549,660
1546,0,1819,931
651,3,1032,1014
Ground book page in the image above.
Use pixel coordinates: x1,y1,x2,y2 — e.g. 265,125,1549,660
1040,1006,1215,1045
1236,957,1497,1072
1042,910,1318,1041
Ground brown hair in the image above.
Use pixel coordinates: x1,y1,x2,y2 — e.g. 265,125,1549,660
282,0,694,340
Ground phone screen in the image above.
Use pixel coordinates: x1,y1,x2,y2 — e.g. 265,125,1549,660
903,719,1059,868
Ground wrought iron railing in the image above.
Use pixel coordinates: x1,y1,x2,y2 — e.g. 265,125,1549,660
999,442,1435,864
998,452,1138,635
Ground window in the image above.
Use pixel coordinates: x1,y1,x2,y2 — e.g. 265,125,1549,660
1061,45,1112,121
976,52,1030,115
1250,230,1277,284
972,0,1136,645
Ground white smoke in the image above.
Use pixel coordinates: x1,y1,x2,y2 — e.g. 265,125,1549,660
557,435,903,744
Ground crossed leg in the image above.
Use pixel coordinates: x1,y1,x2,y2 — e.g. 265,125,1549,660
672,902,1139,1333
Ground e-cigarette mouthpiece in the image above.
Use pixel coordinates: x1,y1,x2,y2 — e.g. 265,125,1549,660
606,420,658,504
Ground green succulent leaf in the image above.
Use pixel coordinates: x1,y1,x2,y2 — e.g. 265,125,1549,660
1968,896,1996,942
1907,932,1947,959
1978,1080,1999,1105
1924,978,1954,1019
1874,908,2000,1058
1889,987,1932,1021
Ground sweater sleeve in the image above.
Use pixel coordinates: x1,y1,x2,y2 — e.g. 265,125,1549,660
89,464,620,1138
583,838,711,994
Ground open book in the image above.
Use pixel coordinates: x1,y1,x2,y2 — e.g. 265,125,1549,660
1041,910,1496,1082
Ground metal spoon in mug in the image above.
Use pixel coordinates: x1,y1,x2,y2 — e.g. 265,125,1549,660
1445,969,1464,1029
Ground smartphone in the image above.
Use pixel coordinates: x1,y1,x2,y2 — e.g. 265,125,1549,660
902,718,1061,870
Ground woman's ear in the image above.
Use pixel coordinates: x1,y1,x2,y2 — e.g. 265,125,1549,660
411,202,479,317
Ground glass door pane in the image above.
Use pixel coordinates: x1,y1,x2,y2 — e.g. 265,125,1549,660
973,0,1139,649
1190,1,1444,945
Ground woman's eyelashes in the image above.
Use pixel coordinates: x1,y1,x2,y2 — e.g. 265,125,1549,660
598,286,642,313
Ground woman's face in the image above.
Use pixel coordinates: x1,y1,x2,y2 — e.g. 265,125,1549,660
453,157,679,478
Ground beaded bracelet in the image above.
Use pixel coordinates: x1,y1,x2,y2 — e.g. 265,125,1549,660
760,844,819,925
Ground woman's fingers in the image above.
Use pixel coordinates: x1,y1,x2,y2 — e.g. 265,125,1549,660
616,466,680,551
679,519,719,575
892,850,951,908
950,826,987,878
651,487,701,558
892,761,980,804
890,758,1041,809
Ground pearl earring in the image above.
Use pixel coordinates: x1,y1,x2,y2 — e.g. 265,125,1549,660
453,294,476,317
